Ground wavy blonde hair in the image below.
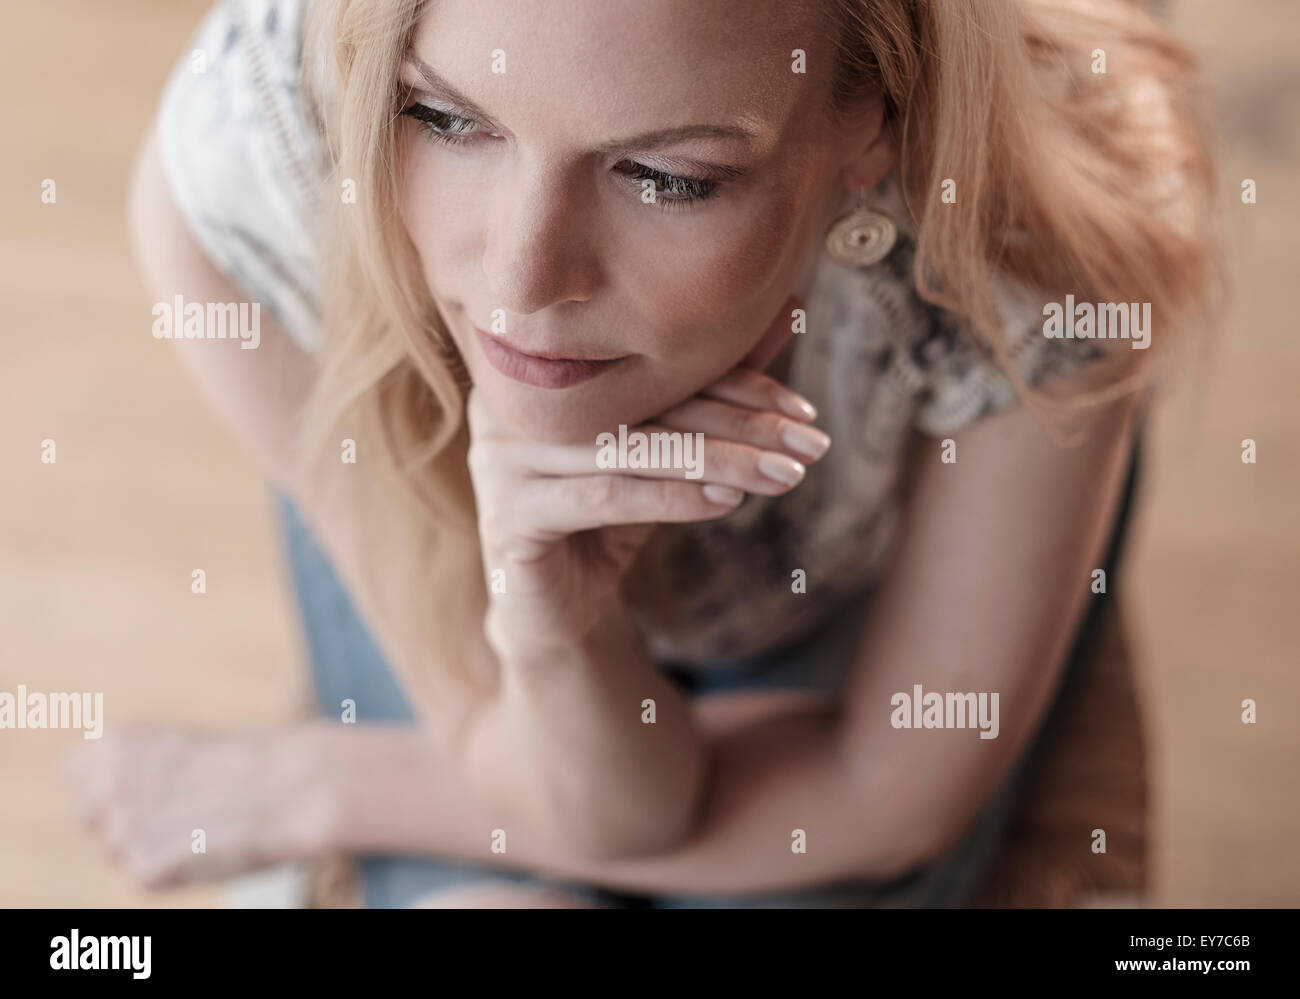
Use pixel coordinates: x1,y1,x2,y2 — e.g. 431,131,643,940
295,0,1221,688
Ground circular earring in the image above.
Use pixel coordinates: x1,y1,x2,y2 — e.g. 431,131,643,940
825,187,897,267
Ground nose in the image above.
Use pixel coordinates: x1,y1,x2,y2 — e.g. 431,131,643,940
481,162,600,317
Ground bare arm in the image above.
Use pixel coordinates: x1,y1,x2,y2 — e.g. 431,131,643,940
325,374,1142,896
127,127,493,762
129,125,702,859
132,121,1140,884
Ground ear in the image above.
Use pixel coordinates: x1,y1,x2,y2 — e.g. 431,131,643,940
839,96,898,192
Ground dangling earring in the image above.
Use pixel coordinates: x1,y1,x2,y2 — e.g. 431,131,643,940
825,187,897,267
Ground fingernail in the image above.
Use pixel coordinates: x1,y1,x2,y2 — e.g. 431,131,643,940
776,393,817,421
703,484,745,506
757,451,806,486
781,422,831,461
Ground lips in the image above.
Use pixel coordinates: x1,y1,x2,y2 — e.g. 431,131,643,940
473,326,626,389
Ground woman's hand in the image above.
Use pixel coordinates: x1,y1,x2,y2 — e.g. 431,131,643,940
65,724,339,888
466,295,831,659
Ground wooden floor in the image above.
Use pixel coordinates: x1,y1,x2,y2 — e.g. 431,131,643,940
0,0,1296,907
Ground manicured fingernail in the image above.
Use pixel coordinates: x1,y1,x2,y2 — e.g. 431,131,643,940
781,422,831,461
703,484,744,506
757,451,806,486
776,393,817,421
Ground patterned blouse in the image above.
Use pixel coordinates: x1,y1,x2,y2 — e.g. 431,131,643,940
156,0,1109,668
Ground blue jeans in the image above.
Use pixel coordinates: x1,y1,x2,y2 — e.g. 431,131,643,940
274,440,1141,907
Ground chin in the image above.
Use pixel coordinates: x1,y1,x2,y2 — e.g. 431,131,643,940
474,372,674,447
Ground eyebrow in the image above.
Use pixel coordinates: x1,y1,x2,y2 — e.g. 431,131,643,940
401,51,761,153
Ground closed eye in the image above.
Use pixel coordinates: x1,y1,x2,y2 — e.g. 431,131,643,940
400,103,484,143
614,161,719,207
399,101,728,212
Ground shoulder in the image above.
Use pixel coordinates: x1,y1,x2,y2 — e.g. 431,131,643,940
854,171,1128,437
154,0,327,353
908,276,1121,437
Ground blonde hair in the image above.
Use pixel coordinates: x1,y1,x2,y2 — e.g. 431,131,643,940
297,0,1221,687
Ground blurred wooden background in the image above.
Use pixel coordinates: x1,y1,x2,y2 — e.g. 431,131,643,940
0,0,1296,906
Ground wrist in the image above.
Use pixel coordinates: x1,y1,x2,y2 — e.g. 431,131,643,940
486,597,640,674
306,722,429,853
484,601,614,664
271,723,350,857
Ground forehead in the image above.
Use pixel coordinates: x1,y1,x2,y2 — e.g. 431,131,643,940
409,0,832,152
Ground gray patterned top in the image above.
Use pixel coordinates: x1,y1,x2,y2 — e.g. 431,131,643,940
156,0,1108,667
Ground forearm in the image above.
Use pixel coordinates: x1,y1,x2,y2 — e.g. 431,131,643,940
462,603,709,859
325,707,929,899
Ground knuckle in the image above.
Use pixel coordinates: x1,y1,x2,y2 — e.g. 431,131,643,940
660,480,703,519
652,479,677,509
504,537,547,564
127,850,169,887
102,809,132,846
732,366,769,396
750,410,787,443
480,487,533,542
756,375,786,408
476,506,511,543
465,440,492,476
581,475,619,508
720,405,762,440
703,440,746,481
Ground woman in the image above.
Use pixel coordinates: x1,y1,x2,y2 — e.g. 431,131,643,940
90,0,1215,907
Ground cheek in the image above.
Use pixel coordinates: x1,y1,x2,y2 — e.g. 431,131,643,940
628,187,814,369
398,139,462,265
397,139,482,351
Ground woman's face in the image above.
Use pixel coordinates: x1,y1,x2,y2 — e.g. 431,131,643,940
397,0,886,444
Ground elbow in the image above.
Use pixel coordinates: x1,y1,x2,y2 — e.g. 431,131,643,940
850,800,982,884
841,740,1007,882
470,777,701,864
557,828,660,865
559,821,691,865
568,808,700,864
552,764,710,863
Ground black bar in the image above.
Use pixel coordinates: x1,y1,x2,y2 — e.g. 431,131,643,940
0,907,1284,987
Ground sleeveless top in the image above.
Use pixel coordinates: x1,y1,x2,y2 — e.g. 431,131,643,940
156,0,1109,667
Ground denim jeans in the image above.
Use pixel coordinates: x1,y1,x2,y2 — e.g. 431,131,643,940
273,439,1142,907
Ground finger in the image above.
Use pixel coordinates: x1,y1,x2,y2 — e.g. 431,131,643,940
740,294,804,373
656,397,830,463
476,364,821,478
698,365,818,421
489,424,805,496
521,475,746,535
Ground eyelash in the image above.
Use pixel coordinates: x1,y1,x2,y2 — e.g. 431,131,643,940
398,102,721,210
